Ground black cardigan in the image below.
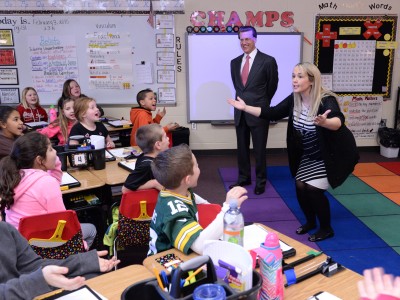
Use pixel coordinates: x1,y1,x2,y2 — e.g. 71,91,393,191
260,93,359,188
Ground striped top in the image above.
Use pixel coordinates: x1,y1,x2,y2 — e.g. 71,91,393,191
293,105,329,189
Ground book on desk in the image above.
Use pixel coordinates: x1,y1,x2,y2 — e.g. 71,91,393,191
60,172,81,190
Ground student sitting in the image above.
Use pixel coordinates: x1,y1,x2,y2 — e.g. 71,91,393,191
37,97,76,145
122,124,170,193
0,106,24,160
130,88,179,146
148,144,248,256
0,131,97,248
69,97,114,148
0,221,119,300
58,79,104,116
16,87,48,123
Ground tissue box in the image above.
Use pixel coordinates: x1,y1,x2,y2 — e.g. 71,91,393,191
380,145,399,158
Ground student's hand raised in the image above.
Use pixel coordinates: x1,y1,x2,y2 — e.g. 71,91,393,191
157,107,167,118
42,265,85,291
227,97,246,111
97,250,120,272
358,267,400,299
226,186,248,207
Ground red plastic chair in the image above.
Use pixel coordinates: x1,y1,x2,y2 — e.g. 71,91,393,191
197,203,222,228
18,210,85,259
114,189,159,260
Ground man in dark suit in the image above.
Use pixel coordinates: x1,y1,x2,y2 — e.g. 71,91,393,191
229,26,279,195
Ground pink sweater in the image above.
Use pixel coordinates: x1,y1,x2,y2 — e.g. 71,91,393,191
5,158,65,229
37,120,75,145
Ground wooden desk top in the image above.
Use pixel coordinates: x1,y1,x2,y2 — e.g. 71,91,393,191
86,265,154,299
35,265,154,300
89,159,130,186
62,169,105,194
104,123,132,132
143,224,363,300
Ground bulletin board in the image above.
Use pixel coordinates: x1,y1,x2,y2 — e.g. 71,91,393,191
0,13,176,106
314,15,397,98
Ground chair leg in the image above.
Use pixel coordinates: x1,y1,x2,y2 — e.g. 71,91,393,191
113,236,118,270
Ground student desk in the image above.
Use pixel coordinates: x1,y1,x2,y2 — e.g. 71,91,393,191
143,224,363,300
89,159,130,186
35,265,154,300
61,169,105,195
61,169,107,246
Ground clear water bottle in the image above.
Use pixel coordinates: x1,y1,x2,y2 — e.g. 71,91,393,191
49,105,57,123
223,199,244,246
257,232,284,300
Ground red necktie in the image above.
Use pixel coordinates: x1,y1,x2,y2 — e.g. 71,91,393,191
241,55,250,86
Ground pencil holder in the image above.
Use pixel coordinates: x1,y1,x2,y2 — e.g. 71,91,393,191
121,255,262,300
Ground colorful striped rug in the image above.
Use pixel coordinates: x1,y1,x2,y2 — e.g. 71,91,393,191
219,162,400,276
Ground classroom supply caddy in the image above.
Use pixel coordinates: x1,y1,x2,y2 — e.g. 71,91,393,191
121,256,262,300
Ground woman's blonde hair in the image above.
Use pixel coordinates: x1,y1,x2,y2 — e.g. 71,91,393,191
21,87,41,109
292,62,338,121
73,97,96,122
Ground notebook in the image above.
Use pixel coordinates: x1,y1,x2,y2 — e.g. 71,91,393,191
117,159,136,172
107,147,141,158
25,121,48,129
243,223,296,259
107,120,132,128
60,172,81,190
105,149,116,161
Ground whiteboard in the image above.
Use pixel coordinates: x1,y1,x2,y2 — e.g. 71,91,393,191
186,33,303,123
0,14,175,105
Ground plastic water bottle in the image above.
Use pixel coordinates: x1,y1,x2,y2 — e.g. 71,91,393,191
223,199,244,246
257,232,284,300
49,105,57,122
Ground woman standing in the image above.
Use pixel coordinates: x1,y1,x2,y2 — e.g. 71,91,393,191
228,62,359,242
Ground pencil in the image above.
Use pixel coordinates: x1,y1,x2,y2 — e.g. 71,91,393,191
184,266,203,282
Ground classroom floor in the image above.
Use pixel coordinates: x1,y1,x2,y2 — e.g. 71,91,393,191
193,147,400,276
192,147,396,204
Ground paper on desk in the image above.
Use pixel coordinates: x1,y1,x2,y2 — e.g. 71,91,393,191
50,286,107,299
243,224,292,252
25,121,48,128
107,120,132,127
107,147,139,158
61,172,79,186
308,291,342,300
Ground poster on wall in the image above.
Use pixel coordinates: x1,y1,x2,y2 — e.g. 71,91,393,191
0,49,16,66
314,15,397,98
0,88,20,104
339,95,383,138
0,29,14,47
0,68,18,85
